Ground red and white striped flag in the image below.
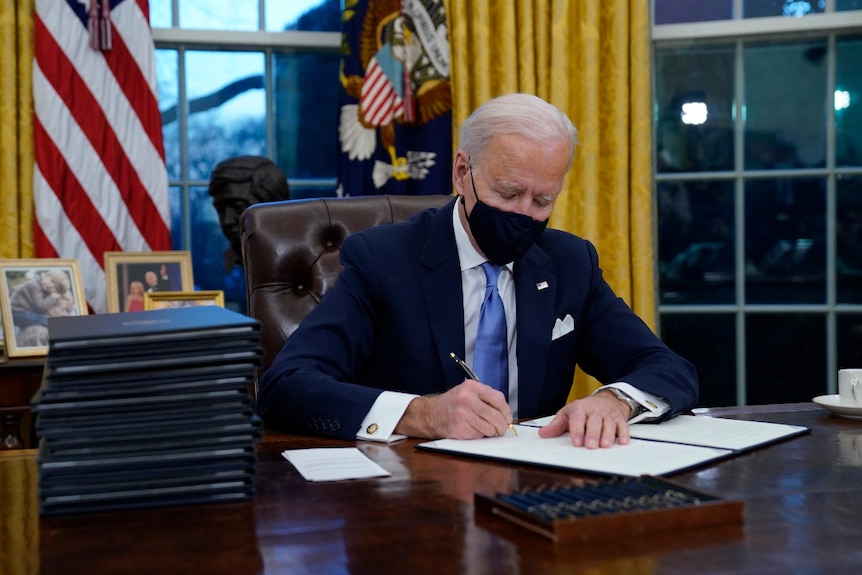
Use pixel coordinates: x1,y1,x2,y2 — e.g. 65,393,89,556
33,0,170,314
360,57,404,127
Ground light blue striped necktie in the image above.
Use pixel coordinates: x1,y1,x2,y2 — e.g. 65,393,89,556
474,262,508,399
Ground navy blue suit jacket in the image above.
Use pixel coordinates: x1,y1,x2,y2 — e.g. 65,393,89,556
258,198,698,438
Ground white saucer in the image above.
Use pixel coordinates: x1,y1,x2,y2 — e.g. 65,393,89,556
812,395,862,420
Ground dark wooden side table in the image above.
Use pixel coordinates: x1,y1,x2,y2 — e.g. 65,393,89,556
0,357,45,450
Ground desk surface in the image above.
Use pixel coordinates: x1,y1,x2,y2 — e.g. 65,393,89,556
3,402,862,574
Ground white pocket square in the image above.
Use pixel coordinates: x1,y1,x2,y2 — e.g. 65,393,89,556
551,314,575,340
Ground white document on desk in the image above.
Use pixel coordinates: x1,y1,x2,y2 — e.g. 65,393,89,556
282,447,391,482
418,415,810,477
417,425,732,477
626,414,809,451
521,414,810,452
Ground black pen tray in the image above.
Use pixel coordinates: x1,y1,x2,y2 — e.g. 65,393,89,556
475,475,743,543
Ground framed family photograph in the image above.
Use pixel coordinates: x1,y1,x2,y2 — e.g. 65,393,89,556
0,259,88,358
144,290,225,311
104,251,194,313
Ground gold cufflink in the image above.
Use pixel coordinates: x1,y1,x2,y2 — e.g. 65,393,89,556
366,423,379,435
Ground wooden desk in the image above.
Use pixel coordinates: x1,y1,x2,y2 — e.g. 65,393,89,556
2,403,862,574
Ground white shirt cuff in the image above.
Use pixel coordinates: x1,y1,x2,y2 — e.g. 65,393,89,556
593,382,669,424
356,391,418,442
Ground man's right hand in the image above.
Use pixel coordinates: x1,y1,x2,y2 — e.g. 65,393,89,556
394,379,513,439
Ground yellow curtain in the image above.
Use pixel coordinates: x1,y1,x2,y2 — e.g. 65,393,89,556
0,452,39,575
447,0,654,399
0,0,34,260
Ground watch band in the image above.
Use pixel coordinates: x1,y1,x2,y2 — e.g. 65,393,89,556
605,387,644,420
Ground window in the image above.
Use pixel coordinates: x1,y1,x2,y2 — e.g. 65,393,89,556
653,1,862,406
152,0,341,313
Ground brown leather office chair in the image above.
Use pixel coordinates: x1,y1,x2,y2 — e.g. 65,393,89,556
239,194,453,382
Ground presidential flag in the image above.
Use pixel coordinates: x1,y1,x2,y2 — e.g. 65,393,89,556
337,0,452,196
33,0,170,314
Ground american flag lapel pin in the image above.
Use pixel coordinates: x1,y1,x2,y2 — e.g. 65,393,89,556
536,281,549,291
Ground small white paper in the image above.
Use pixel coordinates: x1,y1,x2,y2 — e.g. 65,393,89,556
282,447,391,482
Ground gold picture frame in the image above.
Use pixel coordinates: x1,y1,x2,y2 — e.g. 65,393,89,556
104,251,194,313
144,290,225,311
0,259,89,358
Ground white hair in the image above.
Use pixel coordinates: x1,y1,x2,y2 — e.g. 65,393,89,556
458,93,578,169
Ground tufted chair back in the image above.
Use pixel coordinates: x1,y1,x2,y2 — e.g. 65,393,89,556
240,194,452,380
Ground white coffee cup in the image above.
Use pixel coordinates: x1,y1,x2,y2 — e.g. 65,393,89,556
838,368,862,406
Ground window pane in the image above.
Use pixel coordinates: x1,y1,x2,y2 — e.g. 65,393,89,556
266,0,341,32
744,41,827,170
188,186,246,313
837,175,862,303
659,180,735,304
661,314,737,407
837,314,862,369
836,36,862,167
273,52,340,187
745,177,825,303
654,0,733,24
179,0,259,30
156,49,180,180
185,51,266,181
169,185,183,250
747,314,826,404
150,0,172,28
838,0,862,9
655,45,735,173
744,0,825,18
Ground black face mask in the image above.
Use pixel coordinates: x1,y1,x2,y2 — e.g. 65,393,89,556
464,165,548,265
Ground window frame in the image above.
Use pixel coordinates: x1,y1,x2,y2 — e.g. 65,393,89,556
653,4,862,404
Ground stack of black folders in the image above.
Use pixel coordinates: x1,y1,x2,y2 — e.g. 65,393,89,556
31,305,263,516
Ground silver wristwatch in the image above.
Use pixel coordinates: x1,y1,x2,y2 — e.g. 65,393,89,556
605,387,644,420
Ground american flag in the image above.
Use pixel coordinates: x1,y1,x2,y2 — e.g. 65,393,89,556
33,0,170,314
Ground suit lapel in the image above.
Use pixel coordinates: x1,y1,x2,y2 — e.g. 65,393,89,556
418,199,465,389
514,245,556,417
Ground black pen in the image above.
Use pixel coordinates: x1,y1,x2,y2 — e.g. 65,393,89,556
449,352,517,436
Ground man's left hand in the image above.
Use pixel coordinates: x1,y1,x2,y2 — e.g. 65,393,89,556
537,390,631,449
